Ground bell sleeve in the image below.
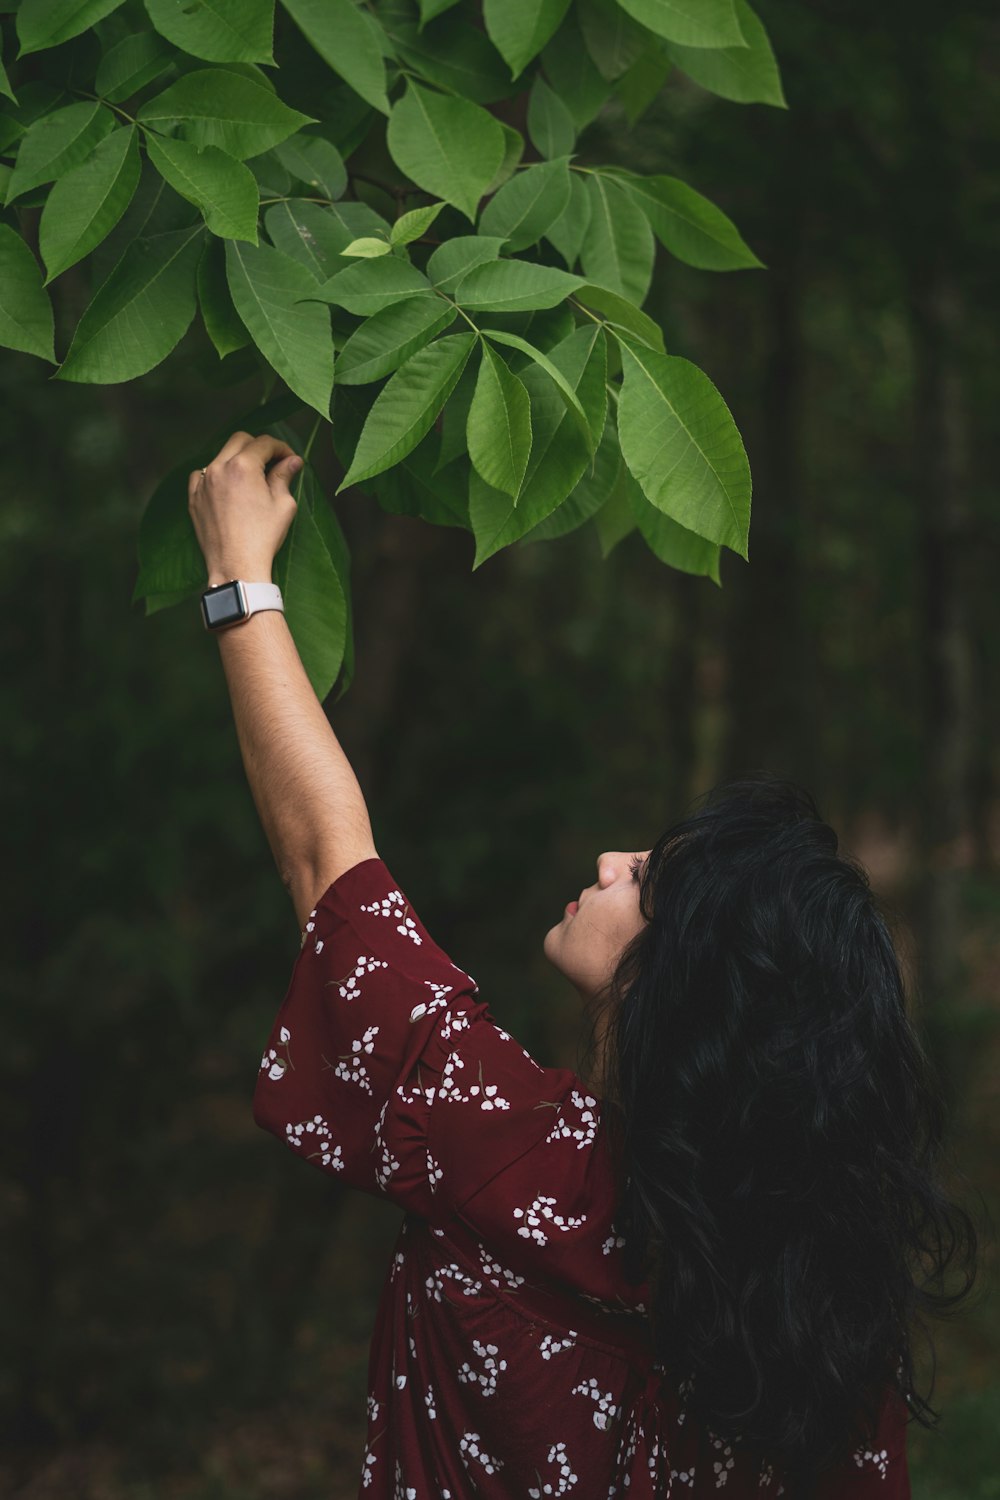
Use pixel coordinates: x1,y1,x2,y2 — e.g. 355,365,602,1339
252,855,587,1227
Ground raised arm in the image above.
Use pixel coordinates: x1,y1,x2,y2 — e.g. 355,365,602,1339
188,430,377,928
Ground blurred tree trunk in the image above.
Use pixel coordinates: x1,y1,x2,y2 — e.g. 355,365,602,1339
897,28,976,1010
908,276,974,1008
720,138,815,791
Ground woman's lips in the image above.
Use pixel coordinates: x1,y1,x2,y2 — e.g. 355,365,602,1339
565,900,579,916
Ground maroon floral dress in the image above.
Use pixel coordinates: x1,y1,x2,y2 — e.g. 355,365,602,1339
252,857,911,1498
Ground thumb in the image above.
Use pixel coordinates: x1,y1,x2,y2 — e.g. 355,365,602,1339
268,452,304,498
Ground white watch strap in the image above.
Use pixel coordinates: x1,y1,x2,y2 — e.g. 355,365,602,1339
241,580,284,618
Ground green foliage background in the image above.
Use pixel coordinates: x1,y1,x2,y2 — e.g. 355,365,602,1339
2,1,999,1497
0,0,784,700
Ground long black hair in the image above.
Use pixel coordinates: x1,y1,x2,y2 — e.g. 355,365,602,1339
593,773,980,1490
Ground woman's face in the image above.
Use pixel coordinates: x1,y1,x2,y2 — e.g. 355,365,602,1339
544,848,651,1002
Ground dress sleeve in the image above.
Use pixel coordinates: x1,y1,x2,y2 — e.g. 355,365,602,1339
251,857,581,1223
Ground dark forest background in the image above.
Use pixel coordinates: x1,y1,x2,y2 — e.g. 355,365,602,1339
3,2,998,1495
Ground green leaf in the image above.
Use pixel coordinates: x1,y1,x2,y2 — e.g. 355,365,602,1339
265,199,383,281
342,236,391,258
371,438,471,530
581,172,655,304
469,323,603,564
273,134,347,201
0,82,64,157
482,326,593,453
525,415,621,540
578,0,650,80
225,239,334,417
434,360,478,472
16,0,128,56
527,74,576,160
308,471,355,700
593,465,637,555
273,472,348,701
136,68,314,160
541,12,612,128
386,12,515,106
616,342,750,557
338,332,476,490
309,255,431,315
627,472,722,581
0,224,55,361
336,295,455,385
143,0,275,65
544,171,591,269
426,234,506,293
615,0,744,48
0,58,16,107
479,156,571,253
484,0,572,79
38,125,140,283
418,0,462,22
614,42,672,124
485,123,525,194
279,0,389,113
389,201,444,247
386,80,505,223
5,101,116,204
95,33,174,103
666,0,785,106
606,170,762,270
197,235,250,357
144,133,260,243
132,391,302,609
574,282,665,350
454,259,584,313
58,223,204,382
467,340,532,498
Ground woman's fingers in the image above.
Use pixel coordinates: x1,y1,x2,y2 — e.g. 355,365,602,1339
206,430,298,472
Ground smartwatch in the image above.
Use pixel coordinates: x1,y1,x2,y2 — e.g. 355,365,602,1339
200,579,285,632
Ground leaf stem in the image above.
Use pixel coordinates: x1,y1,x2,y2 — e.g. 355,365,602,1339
436,293,480,335
72,87,137,126
569,297,604,327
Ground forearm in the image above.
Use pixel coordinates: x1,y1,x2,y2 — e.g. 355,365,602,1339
213,601,377,928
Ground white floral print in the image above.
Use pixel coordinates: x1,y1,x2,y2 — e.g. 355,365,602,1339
325,1023,379,1095
528,1441,578,1496
438,1049,511,1110
853,1446,890,1479
424,1262,483,1303
478,1243,525,1292
374,1100,401,1189
513,1193,587,1246
545,1088,600,1150
393,1459,417,1498
326,953,388,1001
260,1025,292,1081
359,889,422,944
437,1008,471,1044
408,979,454,1024
459,1431,503,1476
602,1232,626,1256
458,1337,507,1397
572,1377,619,1431
284,1114,343,1170
708,1431,736,1487
539,1331,577,1360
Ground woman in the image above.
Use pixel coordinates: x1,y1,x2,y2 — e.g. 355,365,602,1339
190,432,977,1497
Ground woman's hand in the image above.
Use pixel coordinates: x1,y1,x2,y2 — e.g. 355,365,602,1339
189,430,304,585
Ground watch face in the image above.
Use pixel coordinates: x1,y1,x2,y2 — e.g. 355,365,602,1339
201,581,247,629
